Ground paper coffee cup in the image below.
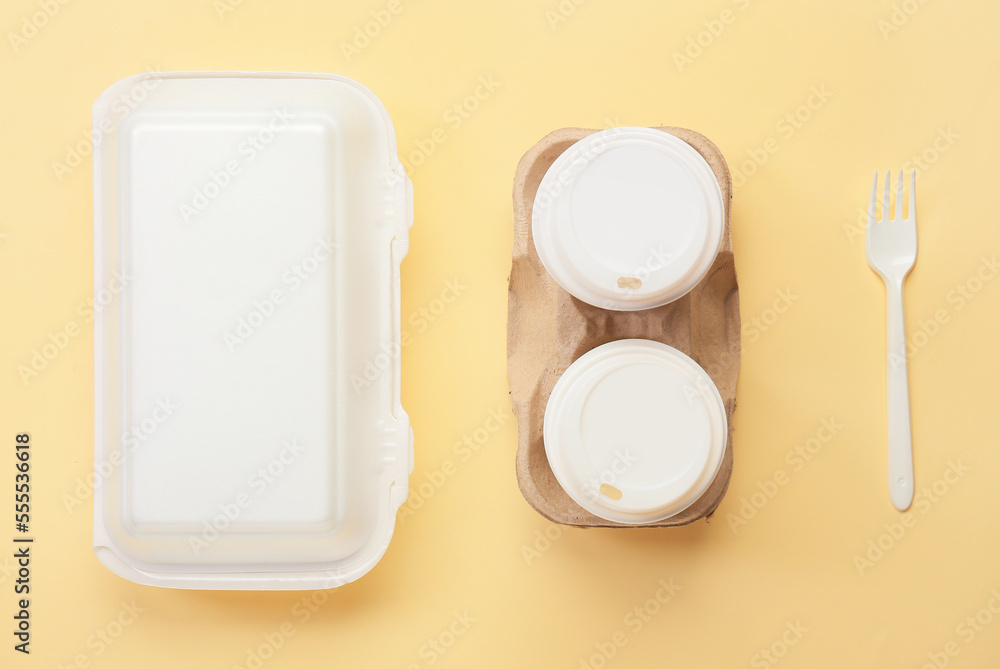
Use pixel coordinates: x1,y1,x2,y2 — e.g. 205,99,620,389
532,127,725,311
543,339,727,524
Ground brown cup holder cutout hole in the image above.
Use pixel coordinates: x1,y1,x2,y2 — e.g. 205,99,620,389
599,483,623,500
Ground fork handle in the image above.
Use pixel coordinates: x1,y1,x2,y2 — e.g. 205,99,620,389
886,279,914,510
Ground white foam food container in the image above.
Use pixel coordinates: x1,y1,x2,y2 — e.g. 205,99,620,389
93,72,413,590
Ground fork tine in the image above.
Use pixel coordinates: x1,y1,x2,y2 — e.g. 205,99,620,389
895,170,903,221
882,170,891,222
909,170,916,221
868,172,878,225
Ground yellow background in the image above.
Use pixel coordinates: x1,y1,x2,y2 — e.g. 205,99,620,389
1,0,999,667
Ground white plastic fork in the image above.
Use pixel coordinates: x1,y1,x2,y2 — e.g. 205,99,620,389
865,170,917,511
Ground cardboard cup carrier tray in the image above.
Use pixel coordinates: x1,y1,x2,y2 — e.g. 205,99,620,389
507,126,740,528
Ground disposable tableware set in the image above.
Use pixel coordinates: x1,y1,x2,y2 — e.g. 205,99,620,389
91,71,918,589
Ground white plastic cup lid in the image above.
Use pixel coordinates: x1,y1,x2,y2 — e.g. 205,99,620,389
543,339,727,524
532,127,725,311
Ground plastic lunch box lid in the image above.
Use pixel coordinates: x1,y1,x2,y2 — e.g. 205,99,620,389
531,127,725,311
543,339,727,524
92,72,412,590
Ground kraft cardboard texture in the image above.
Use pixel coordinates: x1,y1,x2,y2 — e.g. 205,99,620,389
508,126,739,528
